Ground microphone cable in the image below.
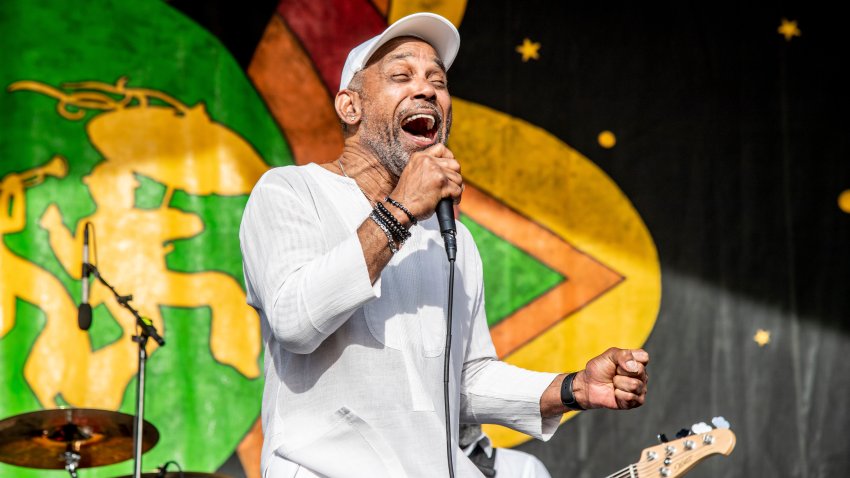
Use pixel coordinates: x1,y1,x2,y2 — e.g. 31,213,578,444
442,256,456,478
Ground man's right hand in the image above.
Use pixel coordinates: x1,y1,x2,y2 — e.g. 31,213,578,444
390,144,463,222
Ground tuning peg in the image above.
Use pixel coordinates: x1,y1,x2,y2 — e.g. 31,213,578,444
711,416,730,429
675,428,692,439
691,422,712,434
657,433,669,443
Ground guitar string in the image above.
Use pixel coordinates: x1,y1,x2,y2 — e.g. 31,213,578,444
611,460,688,478
609,455,703,478
605,463,635,478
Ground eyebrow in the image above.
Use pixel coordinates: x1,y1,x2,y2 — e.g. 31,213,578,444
386,52,446,73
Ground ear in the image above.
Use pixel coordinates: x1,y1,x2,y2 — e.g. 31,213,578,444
335,89,362,128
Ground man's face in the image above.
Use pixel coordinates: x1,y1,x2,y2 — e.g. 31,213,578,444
355,37,453,177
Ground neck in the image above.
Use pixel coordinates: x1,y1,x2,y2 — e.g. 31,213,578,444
333,139,398,203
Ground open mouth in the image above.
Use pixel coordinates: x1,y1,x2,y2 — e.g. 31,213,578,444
400,112,440,146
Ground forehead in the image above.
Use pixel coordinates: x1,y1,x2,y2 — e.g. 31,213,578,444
365,37,444,71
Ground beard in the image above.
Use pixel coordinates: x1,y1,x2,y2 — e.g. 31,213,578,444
359,102,453,178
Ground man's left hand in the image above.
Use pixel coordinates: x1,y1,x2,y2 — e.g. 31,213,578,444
574,347,649,410
540,347,649,417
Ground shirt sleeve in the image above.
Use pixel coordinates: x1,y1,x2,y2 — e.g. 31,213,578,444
239,168,380,354
458,229,561,440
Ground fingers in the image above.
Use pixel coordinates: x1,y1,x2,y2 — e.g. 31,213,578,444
417,144,460,173
437,158,462,204
615,348,649,377
422,143,455,160
393,145,462,218
607,347,648,410
438,173,463,207
614,348,648,410
613,374,645,396
631,348,650,365
414,147,462,202
614,389,645,409
581,347,649,411
439,157,461,174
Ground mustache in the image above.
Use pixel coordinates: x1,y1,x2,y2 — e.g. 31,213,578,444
395,102,443,126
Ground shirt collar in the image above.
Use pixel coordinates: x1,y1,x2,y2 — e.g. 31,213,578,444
461,431,494,458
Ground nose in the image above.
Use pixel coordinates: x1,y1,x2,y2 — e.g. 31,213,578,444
411,76,437,103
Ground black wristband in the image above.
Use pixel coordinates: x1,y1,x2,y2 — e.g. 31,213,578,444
560,372,585,410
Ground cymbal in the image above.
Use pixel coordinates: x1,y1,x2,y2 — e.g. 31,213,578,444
0,408,159,469
115,473,232,478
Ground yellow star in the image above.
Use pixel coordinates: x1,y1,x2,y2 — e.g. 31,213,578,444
515,38,541,62
778,18,801,42
754,329,771,347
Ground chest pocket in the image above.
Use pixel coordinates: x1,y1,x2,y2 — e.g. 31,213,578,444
363,229,448,358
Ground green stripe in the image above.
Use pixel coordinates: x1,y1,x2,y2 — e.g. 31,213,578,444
460,214,564,328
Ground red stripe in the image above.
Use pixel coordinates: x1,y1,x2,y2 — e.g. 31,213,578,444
277,0,387,92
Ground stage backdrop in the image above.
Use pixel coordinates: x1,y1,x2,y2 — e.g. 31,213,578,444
1,1,848,478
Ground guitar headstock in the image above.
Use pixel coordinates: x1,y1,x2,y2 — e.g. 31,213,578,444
635,421,736,478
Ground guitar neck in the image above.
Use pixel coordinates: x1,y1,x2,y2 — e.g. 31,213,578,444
603,428,736,478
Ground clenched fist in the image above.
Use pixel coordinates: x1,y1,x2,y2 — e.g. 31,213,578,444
540,347,650,417
390,144,462,221
574,347,649,410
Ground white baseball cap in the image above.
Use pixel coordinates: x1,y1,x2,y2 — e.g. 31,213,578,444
338,12,460,91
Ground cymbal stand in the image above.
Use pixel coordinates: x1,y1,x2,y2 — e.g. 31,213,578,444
55,421,88,478
62,451,80,478
88,264,164,478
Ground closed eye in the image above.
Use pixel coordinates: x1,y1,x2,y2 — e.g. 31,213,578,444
429,74,447,88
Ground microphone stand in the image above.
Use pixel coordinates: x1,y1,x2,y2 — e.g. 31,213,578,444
86,264,164,478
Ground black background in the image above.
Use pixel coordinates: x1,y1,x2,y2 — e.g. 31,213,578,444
448,2,850,477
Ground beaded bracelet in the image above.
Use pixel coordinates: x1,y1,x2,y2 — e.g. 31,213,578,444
375,206,409,243
374,203,404,235
369,211,399,253
375,202,412,244
385,196,417,225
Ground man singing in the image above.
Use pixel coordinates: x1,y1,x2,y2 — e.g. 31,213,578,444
240,12,649,478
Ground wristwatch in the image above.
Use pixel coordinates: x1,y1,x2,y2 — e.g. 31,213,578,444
560,372,585,410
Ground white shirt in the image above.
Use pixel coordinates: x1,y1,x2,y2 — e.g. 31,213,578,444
240,164,560,478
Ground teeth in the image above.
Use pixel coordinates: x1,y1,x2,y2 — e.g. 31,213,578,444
403,113,435,130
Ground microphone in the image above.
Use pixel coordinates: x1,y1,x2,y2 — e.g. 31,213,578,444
436,198,457,262
78,225,92,330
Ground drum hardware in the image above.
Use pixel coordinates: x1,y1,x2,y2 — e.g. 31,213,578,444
0,408,159,478
80,227,165,478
